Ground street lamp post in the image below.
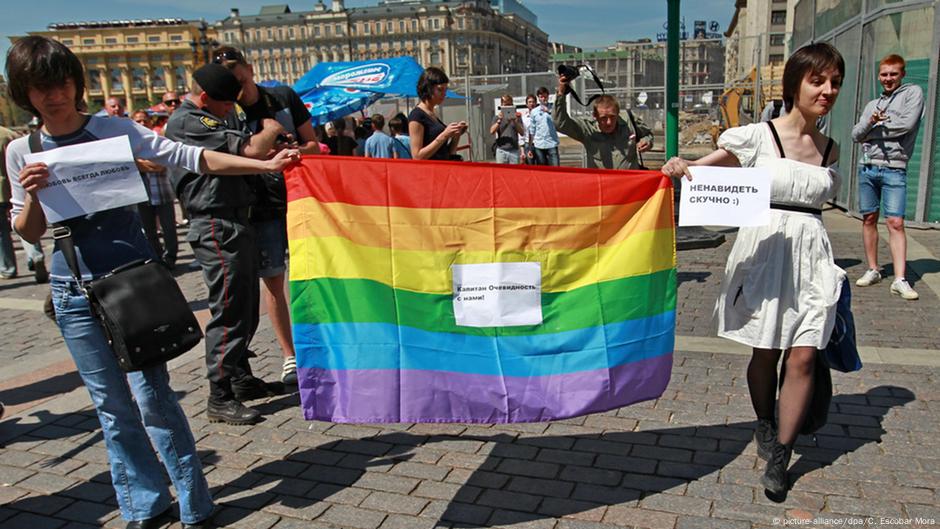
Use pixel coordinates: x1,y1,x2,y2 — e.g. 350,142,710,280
189,20,218,65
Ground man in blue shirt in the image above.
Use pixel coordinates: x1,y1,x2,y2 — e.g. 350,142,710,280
364,115,398,158
527,86,560,166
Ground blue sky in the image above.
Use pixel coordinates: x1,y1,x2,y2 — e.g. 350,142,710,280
1,0,737,76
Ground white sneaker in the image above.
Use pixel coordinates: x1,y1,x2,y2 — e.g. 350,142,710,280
890,278,919,300
281,356,298,385
856,268,882,287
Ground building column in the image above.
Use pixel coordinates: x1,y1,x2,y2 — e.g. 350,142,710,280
120,67,133,112
102,68,113,102
165,65,177,95
144,66,154,104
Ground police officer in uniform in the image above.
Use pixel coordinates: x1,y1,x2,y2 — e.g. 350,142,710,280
165,64,284,425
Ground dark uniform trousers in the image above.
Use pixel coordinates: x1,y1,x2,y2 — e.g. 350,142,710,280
187,214,260,401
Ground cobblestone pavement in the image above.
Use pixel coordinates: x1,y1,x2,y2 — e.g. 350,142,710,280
1,212,939,529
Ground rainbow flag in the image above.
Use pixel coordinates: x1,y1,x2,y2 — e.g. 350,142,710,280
286,157,676,423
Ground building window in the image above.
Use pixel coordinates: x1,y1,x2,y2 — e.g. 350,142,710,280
132,68,146,90
433,18,440,30
458,18,464,30
769,33,785,46
325,25,331,36
175,66,187,91
256,30,262,40
300,26,306,38
387,21,393,33
87,69,101,90
412,20,418,31
399,20,405,32
170,34,183,41
769,54,785,64
110,68,123,91
105,37,119,45
430,52,441,65
61,39,73,46
315,25,321,37
363,23,370,34
771,10,786,24
336,24,343,35
267,29,273,39
127,36,139,44
278,28,284,40
152,67,166,89
289,27,295,39
82,38,96,45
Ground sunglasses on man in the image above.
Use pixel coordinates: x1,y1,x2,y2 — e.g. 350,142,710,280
163,99,180,106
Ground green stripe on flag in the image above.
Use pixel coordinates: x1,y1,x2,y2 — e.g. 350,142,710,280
290,269,676,337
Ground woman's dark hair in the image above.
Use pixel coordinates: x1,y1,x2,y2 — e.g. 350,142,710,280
416,66,449,102
6,36,86,117
782,42,845,112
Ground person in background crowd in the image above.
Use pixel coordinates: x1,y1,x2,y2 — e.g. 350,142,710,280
364,114,398,158
554,77,652,170
151,91,181,135
388,115,411,159
353,122,371,157
165,63,289,426
527,87,560,166
0,125,48,282
520,93,537,164
6,36,297,529
104,96,125,118
490,94,524,164
132,110,178,269
409,67,466,160
214,45,321,385
327,118,358,156
660,43,846,498
851,54,924,300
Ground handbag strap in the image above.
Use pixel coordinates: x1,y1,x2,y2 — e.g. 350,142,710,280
27,130,84,284
627,110,645,168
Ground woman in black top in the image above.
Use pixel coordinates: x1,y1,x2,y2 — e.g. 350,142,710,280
408,67,466,160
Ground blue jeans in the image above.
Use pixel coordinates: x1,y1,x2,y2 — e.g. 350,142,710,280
51,280,214,524
533,146,560,166
858,165,907,218
495,147,520,164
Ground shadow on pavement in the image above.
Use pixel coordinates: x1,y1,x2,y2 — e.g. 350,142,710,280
0,386,916,527
205,385,913,528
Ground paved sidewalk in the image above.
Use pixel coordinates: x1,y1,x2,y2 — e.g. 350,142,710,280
1,212,939,529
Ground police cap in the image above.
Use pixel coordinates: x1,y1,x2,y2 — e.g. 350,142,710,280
193,63,241,102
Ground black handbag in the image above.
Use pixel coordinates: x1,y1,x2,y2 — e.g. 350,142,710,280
54,226,203,372
824,281,862,373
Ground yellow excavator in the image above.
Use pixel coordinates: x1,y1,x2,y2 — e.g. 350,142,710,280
719,65,785,137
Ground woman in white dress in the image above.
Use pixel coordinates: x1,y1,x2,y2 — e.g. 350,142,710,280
661,43,845,497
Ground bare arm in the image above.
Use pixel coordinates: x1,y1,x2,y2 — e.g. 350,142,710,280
294,119,321,155
240,118,284,159
135,159,165,173
199,148,299,175
12,163,49,243
660,148,740,180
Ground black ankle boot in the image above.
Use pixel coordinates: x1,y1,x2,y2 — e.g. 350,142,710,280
760,441,792,495
754,419,776,461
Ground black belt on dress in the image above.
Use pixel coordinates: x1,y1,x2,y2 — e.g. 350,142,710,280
770,203,822,215
190,206,253,222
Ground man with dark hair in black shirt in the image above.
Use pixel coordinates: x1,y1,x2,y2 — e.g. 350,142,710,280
214,46,321,386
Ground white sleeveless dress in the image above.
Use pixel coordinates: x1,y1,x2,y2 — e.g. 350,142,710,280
715,123,846,350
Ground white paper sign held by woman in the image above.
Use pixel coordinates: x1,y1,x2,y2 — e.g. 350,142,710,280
678,166,771,227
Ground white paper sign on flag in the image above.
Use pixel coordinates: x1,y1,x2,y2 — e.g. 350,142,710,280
678,166,772,227
25,135,148,223
452,262,542,328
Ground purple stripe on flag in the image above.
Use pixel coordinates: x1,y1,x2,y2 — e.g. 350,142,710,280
297,353,673,423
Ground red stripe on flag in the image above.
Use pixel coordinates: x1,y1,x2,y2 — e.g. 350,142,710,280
285,156,672,208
